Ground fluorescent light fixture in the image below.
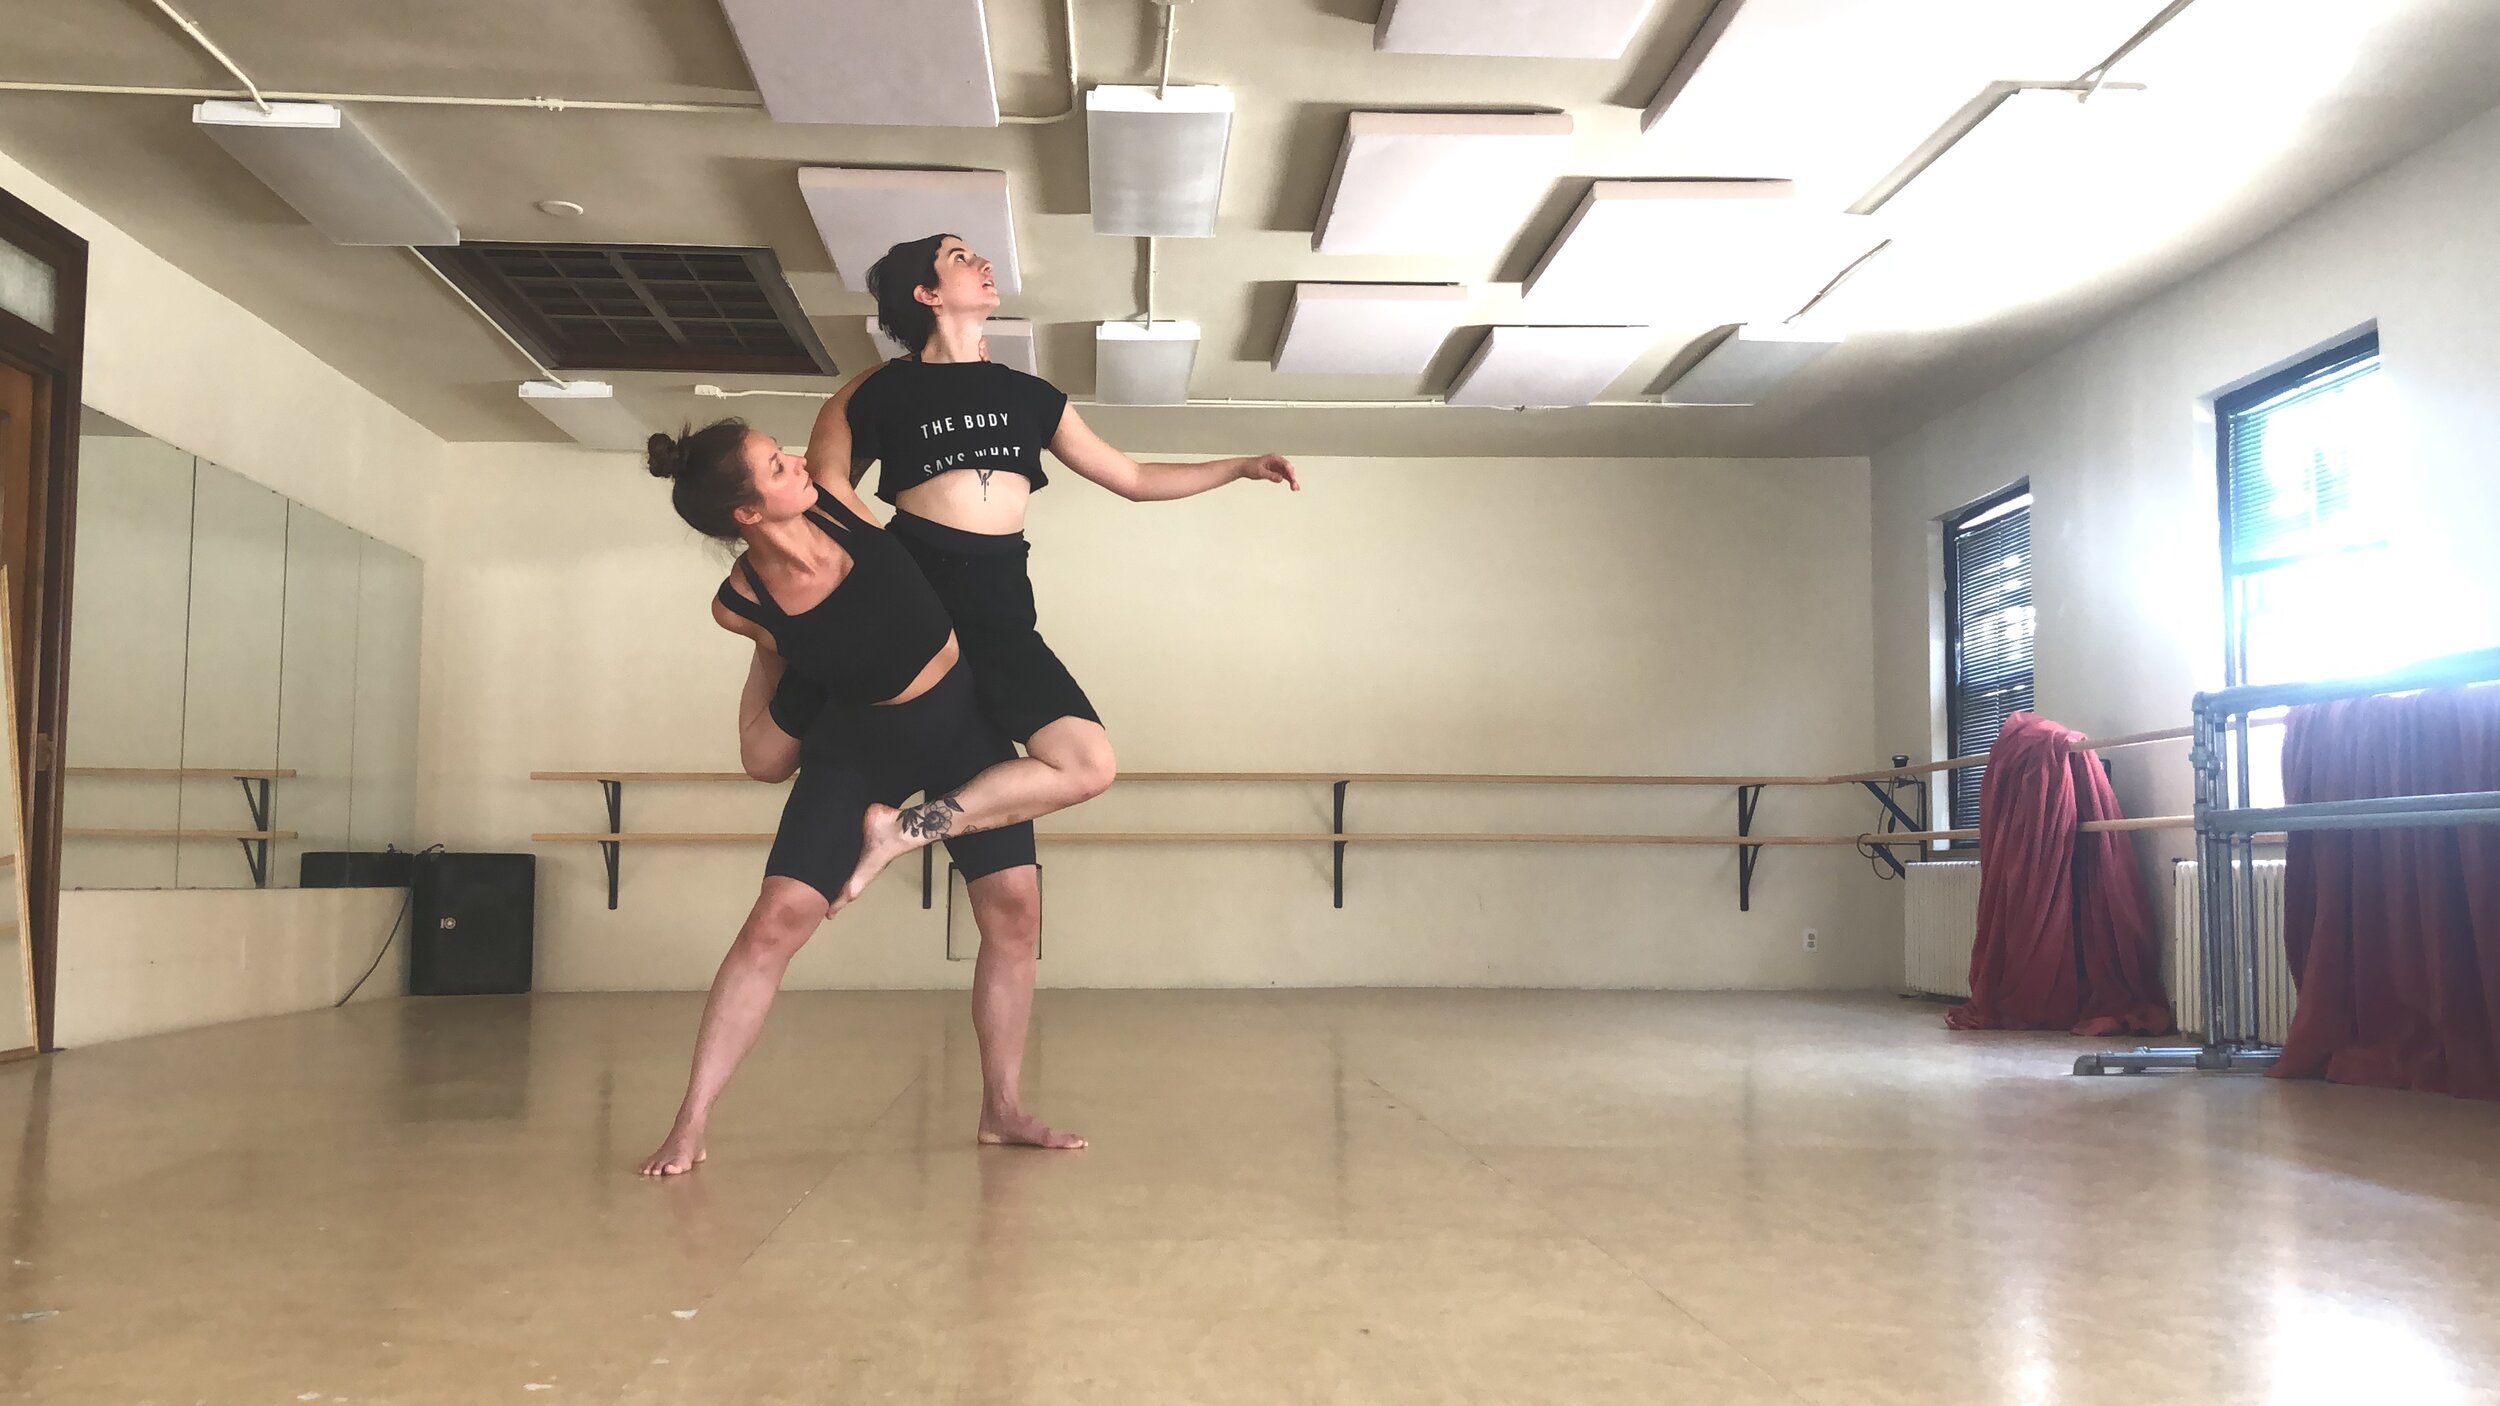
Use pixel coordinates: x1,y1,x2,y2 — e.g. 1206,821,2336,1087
1658,324,1838,405
1524,179,1860,324
1272,284,1468,376
1641,0,2147,201
1314,111,1572,256
1446,326,1652,407
1377,0,1659,58
518,380,653,451
797,168,1022,296
865,316,1037,376
716,0,999,126
192,101,457,246
1094,322,1200,405
1851,82,2149,216
1086,85,1235,238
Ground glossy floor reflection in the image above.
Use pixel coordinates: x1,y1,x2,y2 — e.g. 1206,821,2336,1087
3,991,2498,1403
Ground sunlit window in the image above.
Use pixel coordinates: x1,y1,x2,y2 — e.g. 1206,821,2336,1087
2219,333,2407,686
1944,484,2033,834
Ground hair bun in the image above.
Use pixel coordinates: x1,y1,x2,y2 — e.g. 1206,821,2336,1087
645,431,681,480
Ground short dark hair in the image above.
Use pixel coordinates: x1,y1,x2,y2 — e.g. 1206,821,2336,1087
866,232,957,359
646,419,759,541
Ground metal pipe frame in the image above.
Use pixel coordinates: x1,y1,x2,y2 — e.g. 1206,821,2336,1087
2076,648,2500,1077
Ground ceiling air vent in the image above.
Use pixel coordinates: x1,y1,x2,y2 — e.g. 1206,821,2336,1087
419,243,836,376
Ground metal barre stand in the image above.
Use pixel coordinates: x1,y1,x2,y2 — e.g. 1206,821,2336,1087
2075,646,2500,1077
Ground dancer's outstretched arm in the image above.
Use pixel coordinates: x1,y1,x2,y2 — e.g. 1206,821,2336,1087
1049,406,1299,502
737,640,804,784
805,367,885,501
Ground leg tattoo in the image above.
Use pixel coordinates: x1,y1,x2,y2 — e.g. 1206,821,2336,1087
897,791,975,840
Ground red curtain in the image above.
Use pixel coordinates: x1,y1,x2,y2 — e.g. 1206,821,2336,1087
1948,713,2175,1036
2273,687,2500,1099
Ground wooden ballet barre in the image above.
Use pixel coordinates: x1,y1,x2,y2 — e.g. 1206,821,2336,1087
1119,771,1844,787
67,767,300,779
1859,817,2287,845
536,830,1905,847
66,828,297,840
64,768,294,887
534,831,773,843
1830,715,2288,784
532,768,1905,912
533,823,1904,914
528,769,1843,787
64,827,297,889
1858,817,2188,844
529,770,750,783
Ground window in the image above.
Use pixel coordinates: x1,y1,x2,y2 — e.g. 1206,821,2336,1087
0,231,57,333
2216,332,2392,686
1944,484,2034,834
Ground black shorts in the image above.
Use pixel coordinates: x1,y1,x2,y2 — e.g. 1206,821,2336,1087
765,662,1036,903
890,511,1100,744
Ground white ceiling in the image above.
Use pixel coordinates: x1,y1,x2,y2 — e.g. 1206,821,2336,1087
4,0,2499,456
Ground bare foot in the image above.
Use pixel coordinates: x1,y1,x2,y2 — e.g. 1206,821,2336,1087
978,1109,1087,1150
841,804,923,905
639,1127,710,1177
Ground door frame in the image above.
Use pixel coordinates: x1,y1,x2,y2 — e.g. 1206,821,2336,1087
0,183,90,1053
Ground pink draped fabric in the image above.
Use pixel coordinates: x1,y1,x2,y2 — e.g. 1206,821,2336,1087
2272,686,2500,1100
1948,712,2175,1036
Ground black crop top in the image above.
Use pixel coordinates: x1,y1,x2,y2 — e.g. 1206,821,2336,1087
845,358,1070,505
713,486,954,708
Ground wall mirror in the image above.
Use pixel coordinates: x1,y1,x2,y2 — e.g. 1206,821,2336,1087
64,410,421,890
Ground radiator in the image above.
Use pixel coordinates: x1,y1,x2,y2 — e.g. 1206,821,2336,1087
1903,860,1981,998
2171,858,2297,1044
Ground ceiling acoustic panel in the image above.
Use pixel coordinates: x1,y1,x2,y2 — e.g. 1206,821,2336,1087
192,101,456,246
1095,322,1201,405
865,316,1038,375
1659,324,1839,405
1446,326,1654,407
1313,111,1573,256
1522,180,1862,325
1272,284,1468,376
1376,0,1660,58
797,168,1022,296
1087,85,1236,237
1641,0,2150,198
717,0,999,127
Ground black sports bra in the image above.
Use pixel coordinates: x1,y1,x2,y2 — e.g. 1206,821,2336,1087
713,487,954,708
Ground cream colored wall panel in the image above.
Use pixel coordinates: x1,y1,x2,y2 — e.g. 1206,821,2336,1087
55,887,409,1046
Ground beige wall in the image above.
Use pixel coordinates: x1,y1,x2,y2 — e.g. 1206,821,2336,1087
53,887,407,1047
4,145,442,1041
421,444,1894,991
0,148,441,553
1870,101,2500,939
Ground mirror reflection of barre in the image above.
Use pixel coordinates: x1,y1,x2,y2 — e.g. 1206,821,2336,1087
63,411,421,891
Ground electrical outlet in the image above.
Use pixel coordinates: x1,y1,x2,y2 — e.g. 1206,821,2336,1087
1803,928,1820,953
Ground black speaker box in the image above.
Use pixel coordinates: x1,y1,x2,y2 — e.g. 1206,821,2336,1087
409,853,536,996
301,850,417,889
